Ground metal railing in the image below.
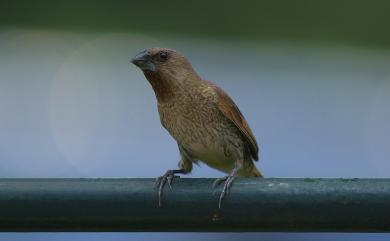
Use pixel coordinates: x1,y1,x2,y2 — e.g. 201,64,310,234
0,178,389,232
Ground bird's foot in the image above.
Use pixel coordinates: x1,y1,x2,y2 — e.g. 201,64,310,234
213,163,241,208
212,176,227,191
214,173,237,209
155,169,181,207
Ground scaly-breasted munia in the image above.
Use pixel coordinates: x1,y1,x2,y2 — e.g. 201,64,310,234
131,48,262,208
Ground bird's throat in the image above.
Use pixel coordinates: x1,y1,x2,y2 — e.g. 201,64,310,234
143,71,175,103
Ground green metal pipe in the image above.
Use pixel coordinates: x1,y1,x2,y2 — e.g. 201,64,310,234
0,178,389,232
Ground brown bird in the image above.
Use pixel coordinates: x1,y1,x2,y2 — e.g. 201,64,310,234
131,48,262,208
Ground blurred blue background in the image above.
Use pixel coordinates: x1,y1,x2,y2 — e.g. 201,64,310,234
0,0,390,240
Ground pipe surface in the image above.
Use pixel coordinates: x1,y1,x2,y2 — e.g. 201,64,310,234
0,178,389,232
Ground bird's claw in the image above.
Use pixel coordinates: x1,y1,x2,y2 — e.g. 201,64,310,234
155,170,179,207
214,174,236,209
212,176,227,196
212,176,227,189
167,174,175,191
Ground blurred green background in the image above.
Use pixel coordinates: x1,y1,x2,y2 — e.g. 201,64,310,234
1,0,390,48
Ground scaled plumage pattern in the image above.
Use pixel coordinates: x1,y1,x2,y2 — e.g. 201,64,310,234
131,48,262,208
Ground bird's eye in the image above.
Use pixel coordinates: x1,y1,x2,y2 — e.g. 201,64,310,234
159,51,168,61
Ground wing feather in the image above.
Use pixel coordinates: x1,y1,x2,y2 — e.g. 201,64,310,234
211,83,259,161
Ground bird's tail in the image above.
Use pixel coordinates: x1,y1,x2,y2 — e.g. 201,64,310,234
240,164,263,177
251,166,263,177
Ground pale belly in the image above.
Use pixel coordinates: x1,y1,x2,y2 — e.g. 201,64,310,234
186,142,236,174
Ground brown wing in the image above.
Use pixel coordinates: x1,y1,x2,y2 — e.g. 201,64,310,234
211,83,259,161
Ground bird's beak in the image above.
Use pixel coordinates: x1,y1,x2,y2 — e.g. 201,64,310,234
130,50,156,71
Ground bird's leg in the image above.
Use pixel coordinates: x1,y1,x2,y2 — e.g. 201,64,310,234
215,162,242,209
155,169,185,207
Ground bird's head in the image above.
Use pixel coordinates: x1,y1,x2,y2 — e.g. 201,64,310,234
131,48,195,81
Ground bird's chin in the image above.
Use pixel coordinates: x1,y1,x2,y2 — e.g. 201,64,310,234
141,62,156,72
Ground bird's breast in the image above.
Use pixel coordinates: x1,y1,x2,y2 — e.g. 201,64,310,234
158,94,244,171
158,95,222,146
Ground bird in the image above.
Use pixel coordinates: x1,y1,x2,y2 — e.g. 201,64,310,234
131,47,262,208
